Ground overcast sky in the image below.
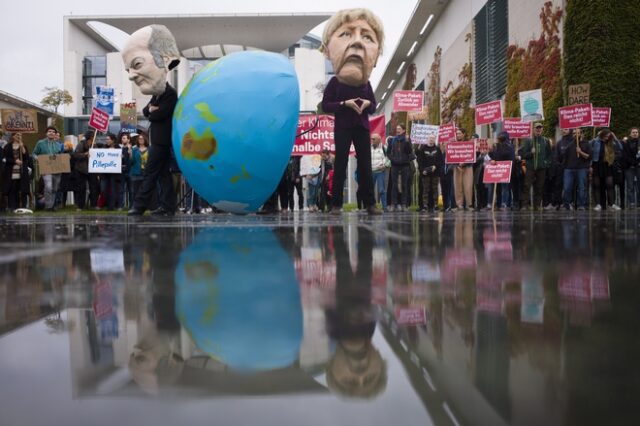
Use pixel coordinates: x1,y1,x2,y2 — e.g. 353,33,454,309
0,0,418,108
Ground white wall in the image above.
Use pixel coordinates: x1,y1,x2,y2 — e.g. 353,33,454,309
294,48,325,112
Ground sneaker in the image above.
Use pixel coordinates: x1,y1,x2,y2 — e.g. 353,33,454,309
544,204,555,211
450,207,458,212
593,204,602,211
610,204,622,211
387,205,395,212
577,206,586,211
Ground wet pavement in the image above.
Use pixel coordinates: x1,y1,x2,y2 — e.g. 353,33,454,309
0,211,639,426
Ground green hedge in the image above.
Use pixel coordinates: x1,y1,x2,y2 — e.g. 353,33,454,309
564,0,640,135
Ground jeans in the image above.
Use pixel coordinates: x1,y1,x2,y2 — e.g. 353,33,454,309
390,164,411,207
563,168,588,208
307,182,319,208
372,169,387,209
624,167,639,206
43,174,61,209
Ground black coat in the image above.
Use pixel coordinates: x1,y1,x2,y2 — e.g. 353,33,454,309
143,83,178,147
2,143,32,194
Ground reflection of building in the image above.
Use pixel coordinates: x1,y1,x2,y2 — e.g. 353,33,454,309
62,14,331,134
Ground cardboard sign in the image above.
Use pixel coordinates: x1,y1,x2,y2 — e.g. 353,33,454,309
592,107,611,128
393,90,424,112
445,140,476,164
503,118,532,138
410,124,439,145
89,148,122,174
559,104,593,129
475,100,503,125
483,161,513,183
519,89,544,122
395,307,427,326
89,107,110,133
438,122,456,144
37,154,70,175
1,108,38,133
120,102,137,133
568,84,590,105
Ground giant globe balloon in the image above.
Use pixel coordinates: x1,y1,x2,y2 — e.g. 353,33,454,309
175,228,303,371
172,51,300,214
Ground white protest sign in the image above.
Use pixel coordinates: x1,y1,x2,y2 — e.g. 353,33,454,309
410,124,440,145
89,148,122,174
90,249,125,273
519,89,544,122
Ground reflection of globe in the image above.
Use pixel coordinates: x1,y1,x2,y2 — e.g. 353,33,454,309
175,229,302,371
172,51,300,214
524,97,539,114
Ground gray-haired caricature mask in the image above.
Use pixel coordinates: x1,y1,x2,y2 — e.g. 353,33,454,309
122,25,180,95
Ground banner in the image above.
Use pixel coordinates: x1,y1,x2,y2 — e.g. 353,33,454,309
503,118,532,138
89,148,122,174
1,109,38,133
567,83,590,105
89,107,110,133
483,161,513,183
438,122,456,144
475,100,503,125
410,123,439,145
592,107,611,128
559,104,593,129
393,90,424,112
37,154,71,175
445,140,476,164
96,86,115,115
120,102,137,133
519,89,544,122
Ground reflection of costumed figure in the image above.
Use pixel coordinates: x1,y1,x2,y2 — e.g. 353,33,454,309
123,25,181,216
320,9,385,215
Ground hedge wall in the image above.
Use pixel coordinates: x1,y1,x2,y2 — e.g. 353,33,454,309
564,0,640,135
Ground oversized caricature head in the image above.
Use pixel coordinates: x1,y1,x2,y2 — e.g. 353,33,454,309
321,8,384,87
121,25,181,95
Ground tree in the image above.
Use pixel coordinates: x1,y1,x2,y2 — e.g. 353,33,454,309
564,0,640,135
41,86,73,114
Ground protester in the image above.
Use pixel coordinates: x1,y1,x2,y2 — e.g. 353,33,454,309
320,8,384,215
2,133,31,210
119,132,133,208
590,128,621,210
519,122,552,210
416,135,443,212
440,141,456,211
56,138,75,208
489,131,515,210
387,124,414,211
129,132,149,207
453,128,473,210
99,133,124,210
286,156,304,211
474,139,492,210
32,126,63,211
370,133,388,211
559,128,591,210
622,127,640,208
318,148,334,212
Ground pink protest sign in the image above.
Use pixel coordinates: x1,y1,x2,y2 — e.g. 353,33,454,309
483,161,513,183
89,107,110,133
393,90,424,112
394,307,427,326
445,140,476,164
503,118,532,138
592,107,611,128
438,122,456,144
475,100,503,125
559,104,593,129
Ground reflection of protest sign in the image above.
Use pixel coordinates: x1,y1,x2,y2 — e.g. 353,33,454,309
559,104,593,129
1,109,38,133
483,161,512,183
300,154,321,176
567,83,590,105
438,122,456,144
393,90,424,112
90,249,125,273
120,102,137,133
445,140,476,164
89,107,110,133
394,307,427,326
89,149,122,173
96,86,115,115
592,107,611,127
503,118,532,138
475,100,503,125
519,89,544,122
410,124,439,144
37,154,71,174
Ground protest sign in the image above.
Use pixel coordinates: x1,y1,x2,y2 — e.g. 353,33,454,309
1,109,38,133
410,124,439,145
559,104,593,129
445,140,476,164
37,154,71,175
120,102,137,133
369,115,386,141
592,107,611,128
503,118,532,138
519,89,544,122
475,100,503,125
96,86,115,115
483,161,513,183
477,138,489,152
394,307,427,326
393,90,424,112
567,84,590,105
90,249,125,273
300,154,322,176
89,107,110,133
438,122,456,144
89,148,122,174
